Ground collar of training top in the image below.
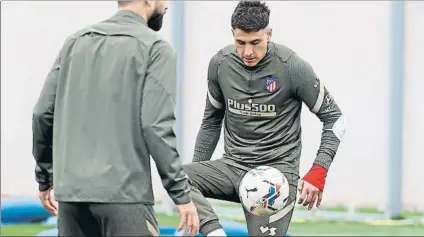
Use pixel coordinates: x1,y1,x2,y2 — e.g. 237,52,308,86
114,10,147,26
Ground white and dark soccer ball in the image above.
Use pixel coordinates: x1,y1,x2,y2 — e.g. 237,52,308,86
239,166,290,216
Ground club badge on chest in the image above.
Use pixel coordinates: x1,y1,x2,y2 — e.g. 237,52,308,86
265,76,278,93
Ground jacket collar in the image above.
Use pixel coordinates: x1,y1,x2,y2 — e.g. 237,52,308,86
113,10,147,25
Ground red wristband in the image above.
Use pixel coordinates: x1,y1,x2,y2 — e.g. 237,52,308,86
302,164,328,192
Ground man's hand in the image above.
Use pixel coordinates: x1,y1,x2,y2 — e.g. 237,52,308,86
176,201,199,236
297,179,323,210
38,187,58,216
298,164,328,210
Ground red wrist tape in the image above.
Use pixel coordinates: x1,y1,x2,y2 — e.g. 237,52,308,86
302,164,328,191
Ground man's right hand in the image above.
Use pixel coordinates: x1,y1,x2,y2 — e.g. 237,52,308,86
176,201,199,236
38,187,58,216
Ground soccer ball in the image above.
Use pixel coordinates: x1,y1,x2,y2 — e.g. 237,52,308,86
239,166,290,216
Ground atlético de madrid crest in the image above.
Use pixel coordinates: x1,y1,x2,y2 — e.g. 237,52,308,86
265,76,278,93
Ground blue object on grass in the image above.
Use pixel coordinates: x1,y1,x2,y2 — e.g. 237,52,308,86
159,226,177,235
1,196,52,224
36,228,58,236
43,216,59,226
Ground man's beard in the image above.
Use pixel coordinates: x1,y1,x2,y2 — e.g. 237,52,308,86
148,10,164,31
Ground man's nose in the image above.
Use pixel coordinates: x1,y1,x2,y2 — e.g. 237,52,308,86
244,44,254,56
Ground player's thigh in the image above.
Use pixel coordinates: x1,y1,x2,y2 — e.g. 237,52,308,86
183,160,239,201
89,203,159,236
244,174,298,236
58,202,101,236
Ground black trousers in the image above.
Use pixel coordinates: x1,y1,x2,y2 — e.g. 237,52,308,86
58,202,159,236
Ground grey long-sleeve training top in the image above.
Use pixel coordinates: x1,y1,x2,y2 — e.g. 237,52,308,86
193,42,347,179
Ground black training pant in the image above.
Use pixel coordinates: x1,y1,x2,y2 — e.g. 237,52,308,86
58,202,159,236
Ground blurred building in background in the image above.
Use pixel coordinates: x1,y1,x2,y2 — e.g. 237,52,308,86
1,1,423,211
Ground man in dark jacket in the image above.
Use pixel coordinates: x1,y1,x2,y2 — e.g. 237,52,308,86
32,1,198,236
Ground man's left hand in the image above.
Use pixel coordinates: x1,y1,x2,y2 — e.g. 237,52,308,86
298,164,328,210
297,179,323,210
38,187,58,216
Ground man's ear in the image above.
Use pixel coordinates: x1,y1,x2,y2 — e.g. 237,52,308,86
267,28,273,41
231,29,235,36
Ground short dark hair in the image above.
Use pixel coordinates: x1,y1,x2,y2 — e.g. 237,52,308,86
231,0,270,32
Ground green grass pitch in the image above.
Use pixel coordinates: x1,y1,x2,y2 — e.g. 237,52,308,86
2,213,424,236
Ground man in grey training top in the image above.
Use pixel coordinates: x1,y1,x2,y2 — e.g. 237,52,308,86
32,1,199,236
183,1,347,236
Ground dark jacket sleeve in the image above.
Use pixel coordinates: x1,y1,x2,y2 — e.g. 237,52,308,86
141,40,191,205
32,51,61,191
287,53,347,170
192,53,226,162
